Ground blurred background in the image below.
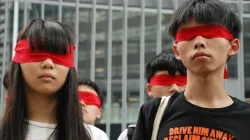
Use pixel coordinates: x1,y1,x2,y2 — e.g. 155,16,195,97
0,0,249,139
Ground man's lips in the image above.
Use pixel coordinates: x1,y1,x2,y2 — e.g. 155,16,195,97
192,52,210,59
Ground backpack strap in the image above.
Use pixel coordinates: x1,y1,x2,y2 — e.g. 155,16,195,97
127,124,136,140
151,96,171,140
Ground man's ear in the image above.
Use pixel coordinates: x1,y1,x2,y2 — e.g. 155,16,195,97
228,39,240,57
96,108,102,119
173,44,181,60
146,84,153,97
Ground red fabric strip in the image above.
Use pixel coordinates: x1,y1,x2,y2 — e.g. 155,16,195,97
175,25,234,43
224,67,228,79
150,74,187,86
12,40,75,67
79,91,101,108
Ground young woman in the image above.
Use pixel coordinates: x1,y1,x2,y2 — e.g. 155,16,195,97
0,19,108,140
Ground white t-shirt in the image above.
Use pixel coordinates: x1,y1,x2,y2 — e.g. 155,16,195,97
117,129,128,140
26,120,109,140
117,124,136,140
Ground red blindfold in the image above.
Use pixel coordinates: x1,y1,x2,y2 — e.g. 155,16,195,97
79,91,101,108
175,25,234,43
150,74,187,86
12,40,75,67
224,67,228,79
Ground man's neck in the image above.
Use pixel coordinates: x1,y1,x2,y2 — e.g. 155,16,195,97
184,70,233,108
25,91,57,124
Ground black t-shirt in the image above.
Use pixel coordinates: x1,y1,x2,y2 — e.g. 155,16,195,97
132,92,250,140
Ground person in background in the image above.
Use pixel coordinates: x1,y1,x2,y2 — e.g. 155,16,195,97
78,79,104,125
117,49,187,140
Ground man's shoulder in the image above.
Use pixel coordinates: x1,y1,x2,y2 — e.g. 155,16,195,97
142,92,181,110
232,97,250,111
138,92,181,120
88,124,107,135
142,98,161,109
117,125,136,140
85,124,109,140
117,128,128,140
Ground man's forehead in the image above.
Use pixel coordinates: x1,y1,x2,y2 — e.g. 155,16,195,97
154,71,181,76
179,17,206,29
78,85,98,96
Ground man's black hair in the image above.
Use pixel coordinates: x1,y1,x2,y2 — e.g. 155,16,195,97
78,80,104,106
168,0,241,39
145,49,187,83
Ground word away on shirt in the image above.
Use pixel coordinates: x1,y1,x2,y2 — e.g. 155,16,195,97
164,126,235,140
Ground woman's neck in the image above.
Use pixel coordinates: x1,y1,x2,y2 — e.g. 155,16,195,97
25,90,57,124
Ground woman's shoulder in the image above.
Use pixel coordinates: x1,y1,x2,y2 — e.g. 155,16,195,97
85,124,109,140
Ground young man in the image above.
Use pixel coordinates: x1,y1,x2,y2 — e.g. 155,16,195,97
132,0,250,140
78,80,104,125
145,49,187,98
117,49,187,140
